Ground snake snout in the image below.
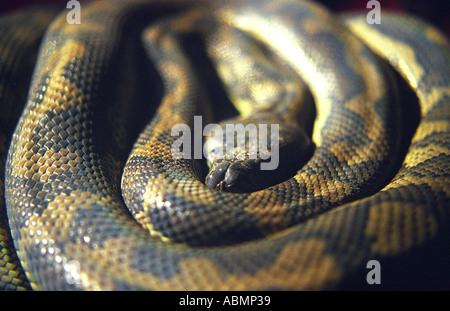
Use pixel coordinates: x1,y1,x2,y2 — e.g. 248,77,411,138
205,159,260,192
205,160,228,189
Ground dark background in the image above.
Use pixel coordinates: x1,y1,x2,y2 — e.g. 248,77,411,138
1,0,449,36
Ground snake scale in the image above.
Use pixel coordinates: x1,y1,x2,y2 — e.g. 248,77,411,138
0,0,449,291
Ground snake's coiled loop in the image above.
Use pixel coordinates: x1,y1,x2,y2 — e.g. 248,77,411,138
1,0,449,290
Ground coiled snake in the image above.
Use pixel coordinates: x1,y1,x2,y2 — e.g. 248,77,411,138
0,0,449,290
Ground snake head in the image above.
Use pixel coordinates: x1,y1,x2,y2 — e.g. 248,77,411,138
203,120,314,193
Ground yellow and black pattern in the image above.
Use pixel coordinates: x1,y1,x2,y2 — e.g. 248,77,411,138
0,0,449,290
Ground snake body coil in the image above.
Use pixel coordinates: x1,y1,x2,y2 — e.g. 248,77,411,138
0,0,449,290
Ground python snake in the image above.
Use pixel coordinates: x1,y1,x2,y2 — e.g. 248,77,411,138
0,0,449,290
